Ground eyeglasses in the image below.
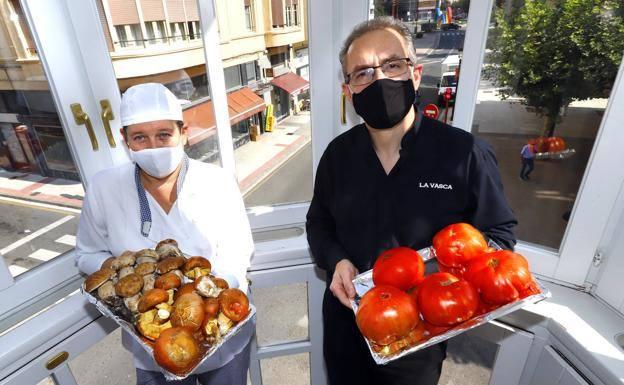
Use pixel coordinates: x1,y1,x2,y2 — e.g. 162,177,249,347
346,58,413,86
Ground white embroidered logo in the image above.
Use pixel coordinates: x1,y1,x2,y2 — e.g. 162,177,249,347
419,182,453,190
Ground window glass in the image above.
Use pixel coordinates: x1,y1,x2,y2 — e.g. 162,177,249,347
260,353,310,385
224,0,312,206
474,0,624,248
0,0,82,277
98,0,222,166
371,0,469,123
224,66,243,91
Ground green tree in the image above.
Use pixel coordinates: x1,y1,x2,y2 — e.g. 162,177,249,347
487,0,624,136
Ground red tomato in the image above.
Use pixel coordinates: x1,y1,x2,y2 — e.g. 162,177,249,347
423,320,451,337
356,285,421,346
519,279,541,298
372,247,425,291
417,272,479,326
433,223,488,268
464,250,533,305
437,261,466,278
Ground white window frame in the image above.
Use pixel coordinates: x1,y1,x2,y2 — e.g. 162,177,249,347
0,0,132,319
456,0,624,289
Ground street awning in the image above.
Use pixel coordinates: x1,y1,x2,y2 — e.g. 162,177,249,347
184,87,266,145
270,72,309,95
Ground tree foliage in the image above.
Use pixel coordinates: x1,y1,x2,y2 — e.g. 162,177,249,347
487,0,624,136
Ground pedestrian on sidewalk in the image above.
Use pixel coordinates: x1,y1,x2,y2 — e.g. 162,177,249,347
306,17,516,385
520,142,535,181
75,83,254,385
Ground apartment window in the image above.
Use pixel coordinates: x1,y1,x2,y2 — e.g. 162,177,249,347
188,21,201,40
244,2,255,30
293,4,298,25
224,66,242,91
286,5,292,26
243,61,259,83
114,24,143,48
144,21,166,45
269,52,287,67
169,22,186,41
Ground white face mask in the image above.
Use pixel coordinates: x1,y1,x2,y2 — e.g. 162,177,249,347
130,142,185,178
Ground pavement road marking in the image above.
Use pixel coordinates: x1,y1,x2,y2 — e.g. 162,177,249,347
0,215,75,255
0,195,81,215
28,248,61,262
55,234,76,246
9,264,27,277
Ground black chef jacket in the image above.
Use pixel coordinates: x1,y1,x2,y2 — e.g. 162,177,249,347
306,115,517,276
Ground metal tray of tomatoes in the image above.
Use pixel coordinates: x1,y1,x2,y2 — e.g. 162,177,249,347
82,285,256,381
349,245,551,365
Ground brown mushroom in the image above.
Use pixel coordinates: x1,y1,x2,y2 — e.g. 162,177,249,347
171,293,205,331
142,274,156,294
118,266,135,278
85,268,116,292
100,257,116,270
138,288,170,313
195,276,220,298
111,251,136,270
96,281,116,300
157,257,186,274
183,257,211,279
135,248,159,263
218,288,250,322
155,272,182,290
175,283,197,300
213,277,229,290
203,297,220,320
137,309,173,341
114,273,143,297
124,293,141,314
156,239,178,250
135,262,156,276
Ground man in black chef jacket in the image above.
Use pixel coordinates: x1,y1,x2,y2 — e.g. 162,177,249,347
306,17,517,385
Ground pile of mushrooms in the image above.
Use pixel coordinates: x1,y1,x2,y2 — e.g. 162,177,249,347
84,239,251,374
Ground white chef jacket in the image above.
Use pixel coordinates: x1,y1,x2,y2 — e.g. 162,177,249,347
76,159,254,372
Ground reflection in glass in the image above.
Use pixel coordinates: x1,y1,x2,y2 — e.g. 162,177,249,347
0,0,82,276
370,1,469,123
252,282,308,346
260,353,310,385
475,0,624,248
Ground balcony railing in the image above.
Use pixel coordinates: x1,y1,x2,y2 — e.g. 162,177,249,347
114,33,203,49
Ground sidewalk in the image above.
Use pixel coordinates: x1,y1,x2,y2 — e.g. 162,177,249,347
0,111,311,209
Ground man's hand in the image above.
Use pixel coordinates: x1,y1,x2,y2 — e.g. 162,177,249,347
330,259,359,308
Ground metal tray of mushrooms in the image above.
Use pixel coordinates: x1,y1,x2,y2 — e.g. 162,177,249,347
81,240,255,381
350,244,551,365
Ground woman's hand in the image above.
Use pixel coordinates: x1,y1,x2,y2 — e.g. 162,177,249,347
330,259,359,308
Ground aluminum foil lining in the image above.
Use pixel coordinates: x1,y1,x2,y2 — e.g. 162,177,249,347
82,285,256,381
534,148,576,160
350,245,551,365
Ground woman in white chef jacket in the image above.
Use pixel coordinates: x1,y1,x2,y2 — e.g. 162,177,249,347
76,83,254,385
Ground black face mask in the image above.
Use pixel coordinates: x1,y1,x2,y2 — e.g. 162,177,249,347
352,78,416,129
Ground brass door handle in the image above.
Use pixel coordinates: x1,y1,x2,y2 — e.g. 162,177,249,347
70,103,98,151
99,99,116,148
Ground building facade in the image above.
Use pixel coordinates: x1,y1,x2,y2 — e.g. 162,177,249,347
0,0,309,177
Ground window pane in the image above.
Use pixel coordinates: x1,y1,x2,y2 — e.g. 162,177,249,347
261,353,310,385
371,0,469,118
251,282,308,346
474,0,624,248
97,2,223,167
231,0,312,206
0,1,82,277
440,333,496,385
